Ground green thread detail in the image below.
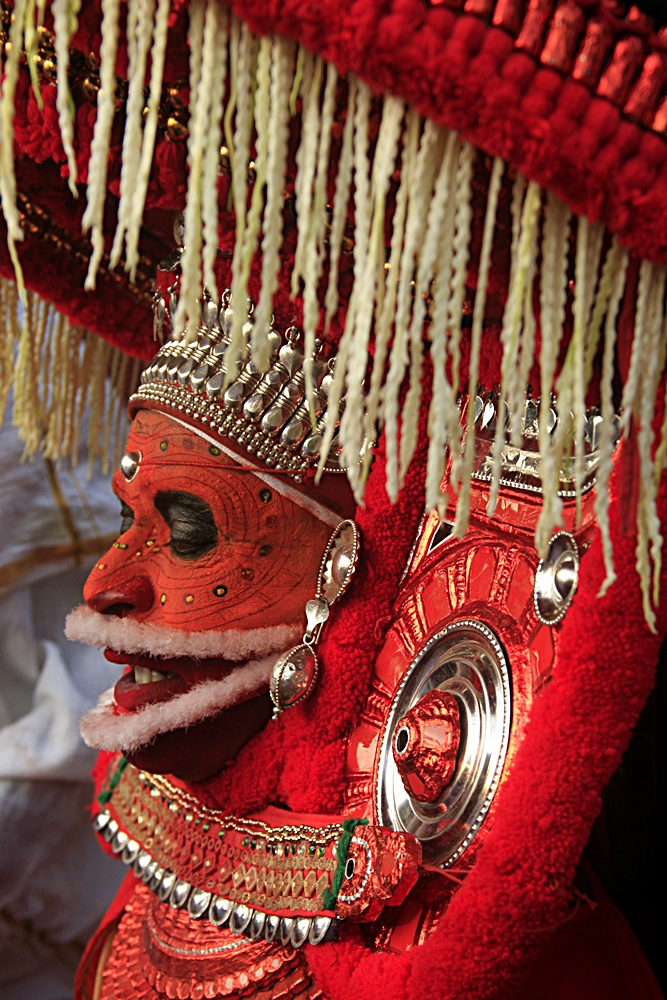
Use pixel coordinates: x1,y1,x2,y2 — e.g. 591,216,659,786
97,757,128,805
321,818,369,910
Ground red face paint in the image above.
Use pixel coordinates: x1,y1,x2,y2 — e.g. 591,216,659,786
85,410,333,634
83,410,335,776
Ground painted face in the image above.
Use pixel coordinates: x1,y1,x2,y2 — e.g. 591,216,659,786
81,409,334,779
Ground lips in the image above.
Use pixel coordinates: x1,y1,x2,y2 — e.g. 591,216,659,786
107,649,239,712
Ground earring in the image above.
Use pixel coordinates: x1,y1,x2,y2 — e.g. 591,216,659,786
270,519,360,718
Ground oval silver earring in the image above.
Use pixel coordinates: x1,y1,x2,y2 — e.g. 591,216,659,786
270,520,360,718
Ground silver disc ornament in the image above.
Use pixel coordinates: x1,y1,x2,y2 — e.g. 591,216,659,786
376,620,511,867
533,531,579,625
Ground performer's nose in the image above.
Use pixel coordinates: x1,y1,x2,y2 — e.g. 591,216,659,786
86,576,155,617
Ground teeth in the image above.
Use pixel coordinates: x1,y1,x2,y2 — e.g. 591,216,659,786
134,666,168,684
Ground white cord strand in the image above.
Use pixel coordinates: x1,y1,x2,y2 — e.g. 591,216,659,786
399,122,450,489
201,3,229,302
487,178,541,517
231,31,269,324
620,257,653,437
595,241,628,596
302,60,338,416
454,155,504,537
316,80,372,476
124,0,170,280
635,264,667,631
360,110,421,488
423,134,460,513
435,140,476,494
572,218,604,518
340,94,404,499
82,0,121,289
110,0,156,270
173,0,218,342
251,34,295,371
291,54,324,298
536,191,572,556
225,21,258,371
51,0,82,198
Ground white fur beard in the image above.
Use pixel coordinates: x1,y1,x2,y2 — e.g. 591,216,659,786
79,654,279,752
65,605,300,660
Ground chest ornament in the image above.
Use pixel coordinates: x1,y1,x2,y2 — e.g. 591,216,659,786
94,757,421,951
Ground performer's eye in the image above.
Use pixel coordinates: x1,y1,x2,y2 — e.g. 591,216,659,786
120,501,135,535
154,491,218,561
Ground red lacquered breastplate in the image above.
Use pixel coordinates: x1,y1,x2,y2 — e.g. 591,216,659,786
343,476,596,951
99,885,322,1000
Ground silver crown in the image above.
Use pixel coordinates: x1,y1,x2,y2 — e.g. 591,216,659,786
470,392,620,497
133,279,344,478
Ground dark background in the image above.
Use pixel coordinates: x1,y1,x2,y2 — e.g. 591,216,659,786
583,637,667,994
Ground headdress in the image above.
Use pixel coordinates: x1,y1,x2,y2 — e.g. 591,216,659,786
3,0,667,615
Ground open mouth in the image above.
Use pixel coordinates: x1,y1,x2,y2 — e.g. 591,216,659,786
107,649,239,712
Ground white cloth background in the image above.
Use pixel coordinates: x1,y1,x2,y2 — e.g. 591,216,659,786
0,419,125,1000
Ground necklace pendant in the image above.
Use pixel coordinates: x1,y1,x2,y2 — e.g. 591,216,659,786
270,643,319,717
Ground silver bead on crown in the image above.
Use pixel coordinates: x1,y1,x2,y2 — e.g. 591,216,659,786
134,284,345,477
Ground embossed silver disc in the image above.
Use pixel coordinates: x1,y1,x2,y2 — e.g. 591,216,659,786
376,620,511,867
533,531,579,625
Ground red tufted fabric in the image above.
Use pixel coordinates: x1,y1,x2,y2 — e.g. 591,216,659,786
5,0,667,355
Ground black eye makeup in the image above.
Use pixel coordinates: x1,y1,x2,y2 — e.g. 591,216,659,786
154,491,218,560
119,500,135,535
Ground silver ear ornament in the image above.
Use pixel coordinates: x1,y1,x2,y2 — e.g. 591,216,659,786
269,520,360,718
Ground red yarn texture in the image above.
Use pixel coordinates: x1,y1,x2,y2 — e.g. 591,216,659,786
5,0,667,351
226,0,667,265
303,438,667,1000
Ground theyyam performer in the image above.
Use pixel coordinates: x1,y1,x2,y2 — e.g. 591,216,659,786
0,0,666,997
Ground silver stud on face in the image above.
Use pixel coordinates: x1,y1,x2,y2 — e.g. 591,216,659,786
149,866,165,893
142,859,159,885
122,839,141,865
133,851,152,879
534,531,580,626
103,819,118,843
111,830,129,854
120,451,141,482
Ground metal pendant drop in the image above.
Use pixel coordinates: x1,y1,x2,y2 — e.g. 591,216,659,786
270,643,319,718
